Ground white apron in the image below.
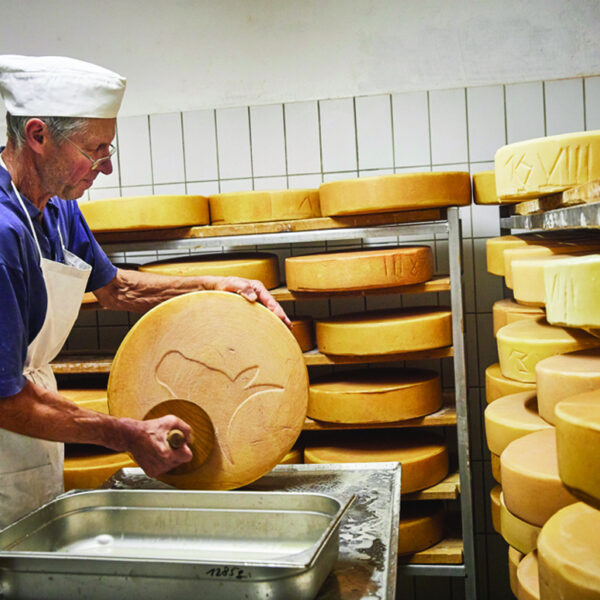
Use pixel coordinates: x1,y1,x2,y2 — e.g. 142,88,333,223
0,159,91,527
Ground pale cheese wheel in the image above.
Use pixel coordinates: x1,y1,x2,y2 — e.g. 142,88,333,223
545,254,600,328
509,546,525,598
285,246,433,292
61,389,109,414
279,447,303,464
290,316,315,352
535,349,600,425
491,484,502,533
138,252,280,289
517,551,540,600
537,502,600,600
500,492,541,554
496,317,600,383
318,172,471,217
79,195,209,232
64,446,137,491
397,501,445,555
484,392,552,456
308,368,442,424
107,291,308,490
492,299,545,337
494,130,600,200
303,430,449,493
473,170,525,205
491,453,502,484
485,363,537,404
487,236,530,276
501,429,577,527
555,390,600,508
316,307,452,356
208,189,320,224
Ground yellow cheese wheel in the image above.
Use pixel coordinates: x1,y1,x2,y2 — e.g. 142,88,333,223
397,501,445,555
487,236,531,276
501,429,577,527
308,368,442,424
491,452,502,484
208,189,320,224
517,551,540,600
500,492,541,554
107,291,308,490
318,172,471,217
538,502,600,599
473,170,524,205
485,363,537,404
316,307,452,356
138,252,280,290
279,447,303,464
79,195,209,232
495,130,600,200
545,254,600,328
555,390,600,508
285,246,434,292
497,317,600,383
485,392,552,456
303,430,448,493
491,484,502,533
492,299,545,337
64,446,137,491
509,546,525,597
290,316,315,352
61,389,109,414
535,349,600,425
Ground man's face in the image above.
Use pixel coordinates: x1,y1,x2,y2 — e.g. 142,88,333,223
42,118,116,201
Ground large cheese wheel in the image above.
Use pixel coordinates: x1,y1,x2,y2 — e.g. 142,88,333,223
500,492,541,554
491,452,502,484
537,502,600,599
107,291,308,490
494,130,600,200
473,170,524,205
64,446,137,491
485,392,552,456
496,318,600,383
285,246,433,292
316,307,452,356
303,430,448,493
493,299,545,337
290,316,315,352
397,501,445,555
79,195,209,232
517,551,540,600
545,255,600,328
318,172,471,217
536,349,600,425
487,236,531,276
308,368,442,424
485,363,537,404
279,447,303,464
61,389,108,414
138,252,280,289
501,429,577,527
509,546,525,597
555,390,600,508
208,189,320,224
491,484,502,533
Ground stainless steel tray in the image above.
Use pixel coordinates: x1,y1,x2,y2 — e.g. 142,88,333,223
0,488,353,600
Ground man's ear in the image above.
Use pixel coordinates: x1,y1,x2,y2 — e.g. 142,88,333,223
23,119,50,154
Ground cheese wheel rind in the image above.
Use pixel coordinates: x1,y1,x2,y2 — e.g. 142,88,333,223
397,501,445,555
517,551,540,600
290,316,315,352
491,453,502,484
492,299,545,337
509,546,525,597
491,485,502,533
64,448,137,491
500,492,541,554
485,363,537,404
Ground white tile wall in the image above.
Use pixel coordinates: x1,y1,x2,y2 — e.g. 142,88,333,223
284,101,321,175
467,86,506,163
429,88,468,164
149,112,185,184
505,81,545,143
250,104,286,177
319,98,357,173
355,95,394,170
216,106,252,179
545,78,585,135
392,91,431,168
182,109,219,181
585,76,600,129
116,115,152,187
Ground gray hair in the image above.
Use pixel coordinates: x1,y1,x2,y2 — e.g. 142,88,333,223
6,113,88,148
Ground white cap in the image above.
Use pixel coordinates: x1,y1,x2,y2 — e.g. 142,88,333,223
0,55,126,118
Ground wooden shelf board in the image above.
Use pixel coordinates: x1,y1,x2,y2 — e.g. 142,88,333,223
513,178,600,216
303,346,453,365
403,471,460,501
398,537,463,565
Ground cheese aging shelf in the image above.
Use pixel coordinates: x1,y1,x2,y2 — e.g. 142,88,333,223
56,207,476,597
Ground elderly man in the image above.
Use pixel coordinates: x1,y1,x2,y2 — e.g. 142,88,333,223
0,55,289,527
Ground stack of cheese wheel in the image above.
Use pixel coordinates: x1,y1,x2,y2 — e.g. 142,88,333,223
492,299,545,337
285,246,434,292
304,429,448,494
318,172,471,216
509,547,525,597
308,368,442,424
138,252,280,290
208,189,320,224
397,501,445,557
79,195,210,232
485,363,536,405
517,550,540,600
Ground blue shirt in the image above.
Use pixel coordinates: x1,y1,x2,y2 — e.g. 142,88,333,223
0,158,117,397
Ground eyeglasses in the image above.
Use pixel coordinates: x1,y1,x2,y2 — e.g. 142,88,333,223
57,132,117,171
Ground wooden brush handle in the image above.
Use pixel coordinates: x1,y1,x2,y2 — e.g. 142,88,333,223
167,429,186,449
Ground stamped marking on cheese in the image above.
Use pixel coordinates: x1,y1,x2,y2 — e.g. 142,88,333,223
510,350,530,375
155,350,284,464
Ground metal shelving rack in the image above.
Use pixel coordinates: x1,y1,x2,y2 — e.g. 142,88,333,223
61,206,477,599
